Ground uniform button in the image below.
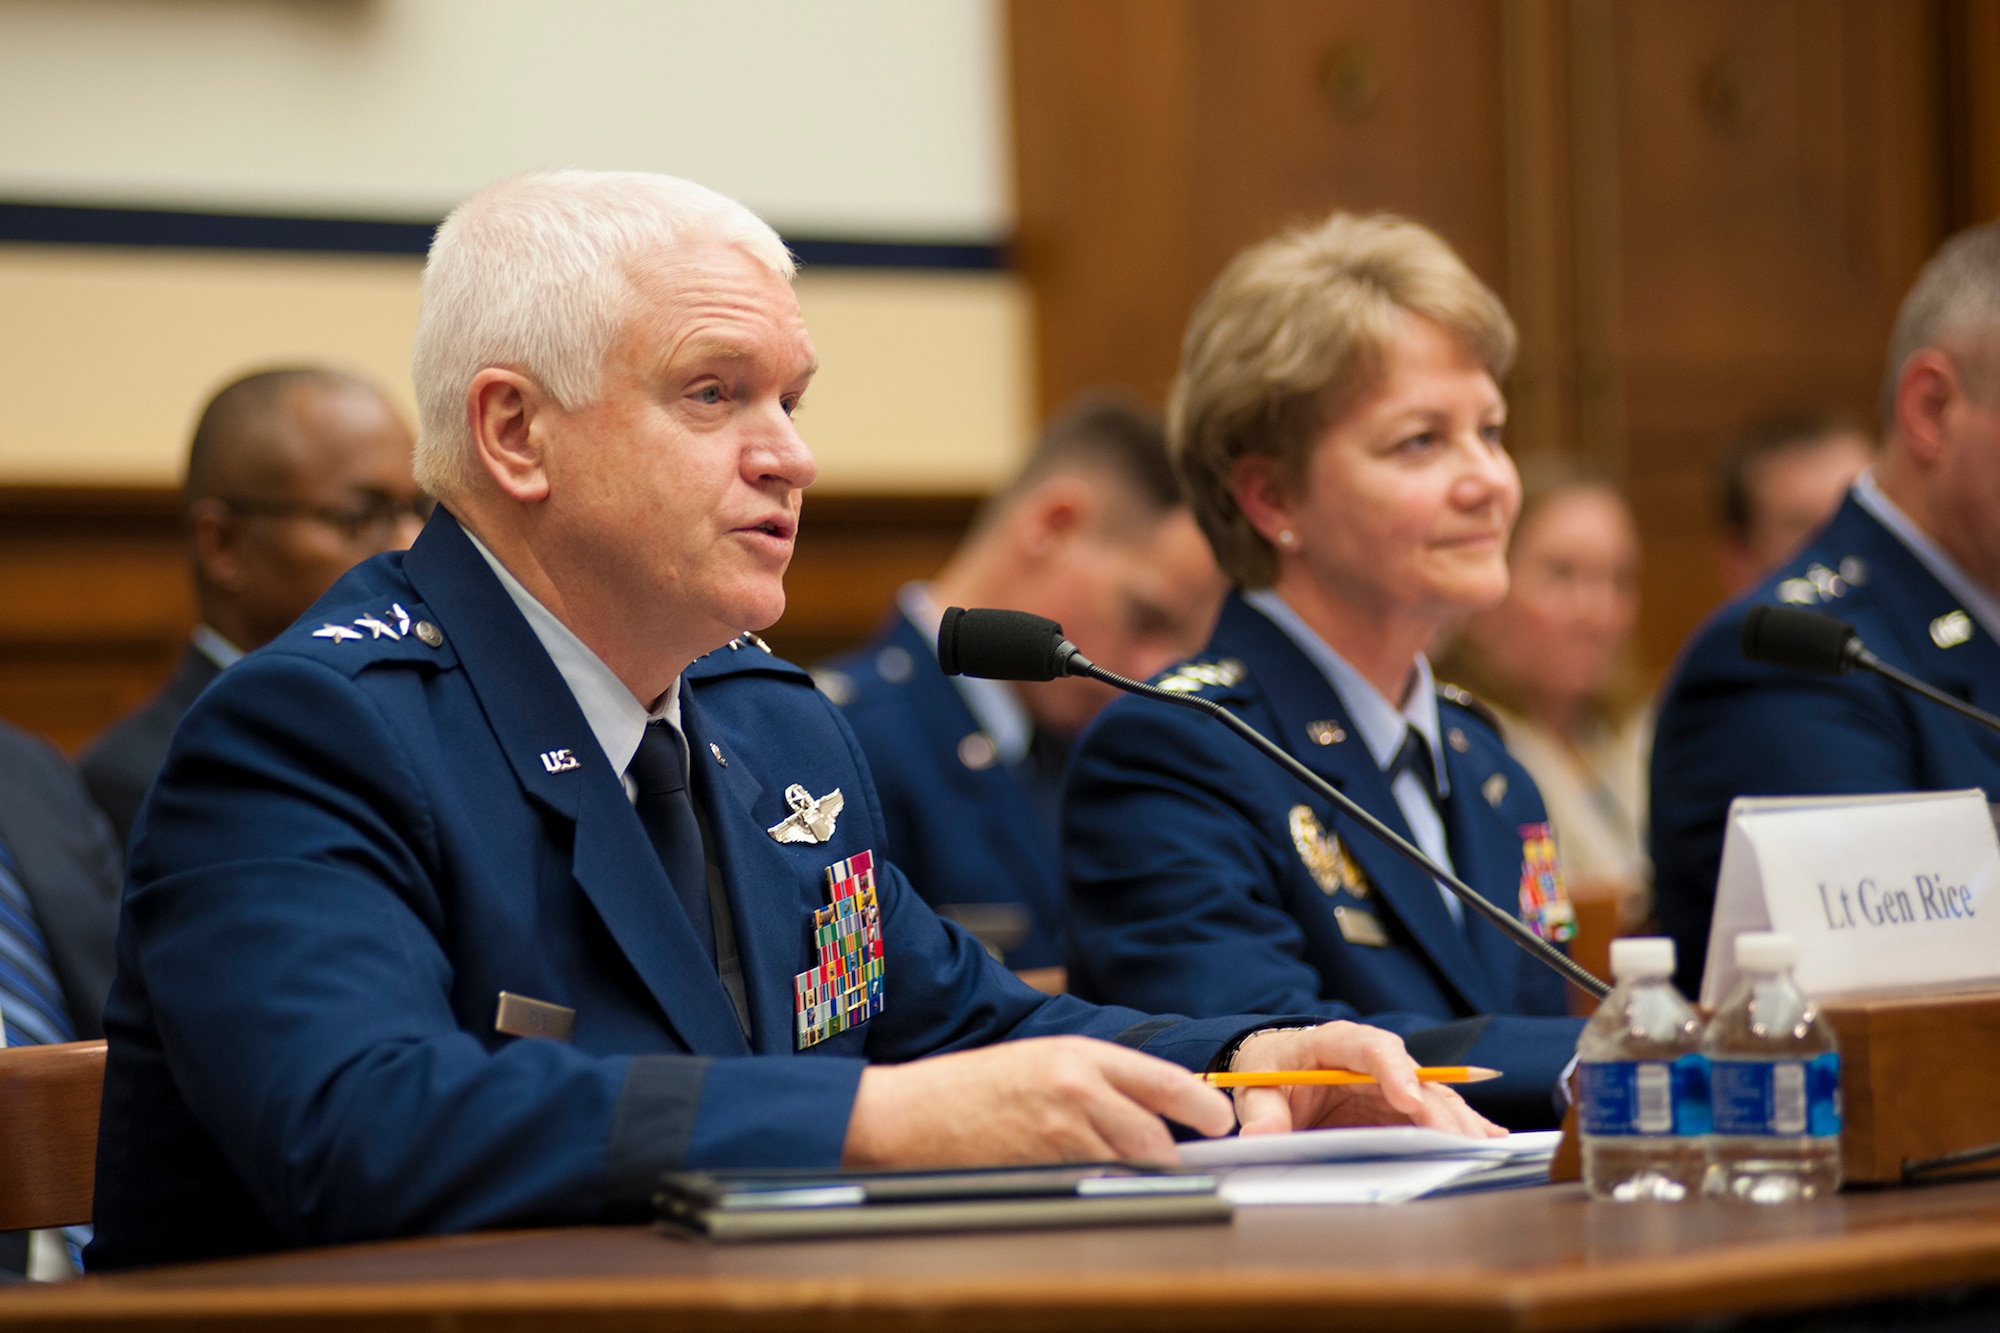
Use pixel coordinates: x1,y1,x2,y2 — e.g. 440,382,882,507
414,621,444,648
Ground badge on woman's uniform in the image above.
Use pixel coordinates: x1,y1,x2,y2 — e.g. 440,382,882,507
1516,821,1577,942
1290,805,1389,946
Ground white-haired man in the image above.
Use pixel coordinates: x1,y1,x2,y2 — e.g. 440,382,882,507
89,171,1493,1269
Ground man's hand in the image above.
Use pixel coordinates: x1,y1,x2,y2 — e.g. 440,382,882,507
842,1036,1236,1168
1229,1023,1506,1140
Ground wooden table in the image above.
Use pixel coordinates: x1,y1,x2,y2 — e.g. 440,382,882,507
7,1179,2000,1332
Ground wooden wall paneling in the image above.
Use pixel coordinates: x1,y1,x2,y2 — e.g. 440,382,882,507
1605,0,1946,671
0,488,191,755
0,487,974,753
1010,0,1512,419
1502,0,1582,465
1945,0,2000,226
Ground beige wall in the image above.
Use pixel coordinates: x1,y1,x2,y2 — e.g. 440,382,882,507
0,245,1030,491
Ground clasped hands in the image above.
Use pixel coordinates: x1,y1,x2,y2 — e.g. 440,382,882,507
842,1022,1502,1168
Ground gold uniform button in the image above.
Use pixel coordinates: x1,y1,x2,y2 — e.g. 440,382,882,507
957,733,998,770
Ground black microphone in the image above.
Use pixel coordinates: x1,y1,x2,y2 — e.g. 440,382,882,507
1741,605,2000,737
938,606,1610,999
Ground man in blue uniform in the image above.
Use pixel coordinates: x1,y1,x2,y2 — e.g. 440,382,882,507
816,400,1223,981
81,367,424,849
89,170,1496,1270
1652,222,2000,997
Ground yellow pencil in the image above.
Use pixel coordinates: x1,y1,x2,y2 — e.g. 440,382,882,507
1203,1065,1501,1089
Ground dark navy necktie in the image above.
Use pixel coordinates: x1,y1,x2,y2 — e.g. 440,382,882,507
1386,727,1443,806
0,833,75,1048
627,722,716,965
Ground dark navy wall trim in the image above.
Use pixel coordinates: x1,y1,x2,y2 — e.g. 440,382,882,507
0,200,1009,270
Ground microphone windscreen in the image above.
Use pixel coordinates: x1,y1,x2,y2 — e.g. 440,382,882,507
1740,604,1859,675
938,607,1070,681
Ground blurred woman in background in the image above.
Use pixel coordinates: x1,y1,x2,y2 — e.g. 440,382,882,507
1434,460,1651,931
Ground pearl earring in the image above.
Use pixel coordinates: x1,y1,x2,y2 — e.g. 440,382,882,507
1278,530,1295,546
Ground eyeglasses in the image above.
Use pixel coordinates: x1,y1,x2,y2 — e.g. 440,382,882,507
222,493,437,542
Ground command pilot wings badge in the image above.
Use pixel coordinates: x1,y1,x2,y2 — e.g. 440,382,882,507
767,783,844,844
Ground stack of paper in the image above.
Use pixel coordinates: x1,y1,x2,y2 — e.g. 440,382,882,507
1179,1127,1561,1206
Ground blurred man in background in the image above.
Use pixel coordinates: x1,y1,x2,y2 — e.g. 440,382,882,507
814,399,1225,984
1714,410,1874,595
1653,222,2000,996
80,368,425,847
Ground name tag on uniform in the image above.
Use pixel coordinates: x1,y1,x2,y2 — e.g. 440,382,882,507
495,991,577,1042
1333,905,1390,947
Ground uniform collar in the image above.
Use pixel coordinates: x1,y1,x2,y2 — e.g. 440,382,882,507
1240,588,1449,796
899,582,1034,764
190,625,245,671
463,528,681,778
1852,470,2000,643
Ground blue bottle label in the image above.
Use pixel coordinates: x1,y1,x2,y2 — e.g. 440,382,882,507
1710,1053,1841,1137
1577,1055,1712,1137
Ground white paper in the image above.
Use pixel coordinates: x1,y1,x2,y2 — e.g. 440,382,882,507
1702,789,2000,1006
1215,1158,1490,1206
1179,1125,1560,1169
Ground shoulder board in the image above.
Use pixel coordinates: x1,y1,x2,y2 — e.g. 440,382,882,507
1150,657,1250,698
278,597,456,677
1771,556,1868,609
810,666,858,706
1435,680,1503,735
686,632,812,684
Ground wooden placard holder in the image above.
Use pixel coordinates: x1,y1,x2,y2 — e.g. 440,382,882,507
1549,985,2000,1186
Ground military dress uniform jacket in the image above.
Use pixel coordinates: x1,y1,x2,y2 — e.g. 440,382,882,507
1650,494,2000,997
1064,594,1584,1128
817,614,1065,969
88,512,1283,1271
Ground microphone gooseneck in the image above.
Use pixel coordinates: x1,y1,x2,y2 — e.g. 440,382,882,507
938,606,1611,1000
1741,605,2000,738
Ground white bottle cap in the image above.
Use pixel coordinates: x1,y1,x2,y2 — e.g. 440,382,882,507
1609,936,1675,981
1734,931,1796,972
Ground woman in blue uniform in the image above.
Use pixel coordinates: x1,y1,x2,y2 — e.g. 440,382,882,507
1061,213,1584,1126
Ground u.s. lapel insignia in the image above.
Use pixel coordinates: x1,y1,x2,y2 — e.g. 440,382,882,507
1482,773,1509,807
1288,805,1370,899
1517,821,1576,942
1931,610,1974,649
768,783,844,844
793,849,886,1049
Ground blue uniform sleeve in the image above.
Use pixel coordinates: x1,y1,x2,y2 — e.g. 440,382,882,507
1650,612,1918,995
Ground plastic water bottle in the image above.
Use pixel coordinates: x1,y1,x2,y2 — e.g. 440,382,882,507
1703,931,1841,1202
1576,937,1710,1201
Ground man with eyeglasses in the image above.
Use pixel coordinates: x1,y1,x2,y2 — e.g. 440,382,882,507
80,367,425,849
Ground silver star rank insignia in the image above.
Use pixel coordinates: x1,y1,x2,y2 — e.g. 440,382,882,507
768,783,845,844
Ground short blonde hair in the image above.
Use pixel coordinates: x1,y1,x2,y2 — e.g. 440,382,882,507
411,169,794,500
1169,212,1517,587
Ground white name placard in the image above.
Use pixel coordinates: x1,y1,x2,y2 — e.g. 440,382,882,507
1701,789,2000,1007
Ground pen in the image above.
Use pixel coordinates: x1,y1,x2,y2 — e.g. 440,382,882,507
1203,1066,1502,1088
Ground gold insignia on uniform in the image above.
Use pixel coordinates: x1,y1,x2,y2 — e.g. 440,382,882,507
1931,610,1974,649
1447,727,1469,753
1288,805,1370,898
1333,905,1390,948
1306,719,1346,746
1156,658,1246,694
1482,773,1508,807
